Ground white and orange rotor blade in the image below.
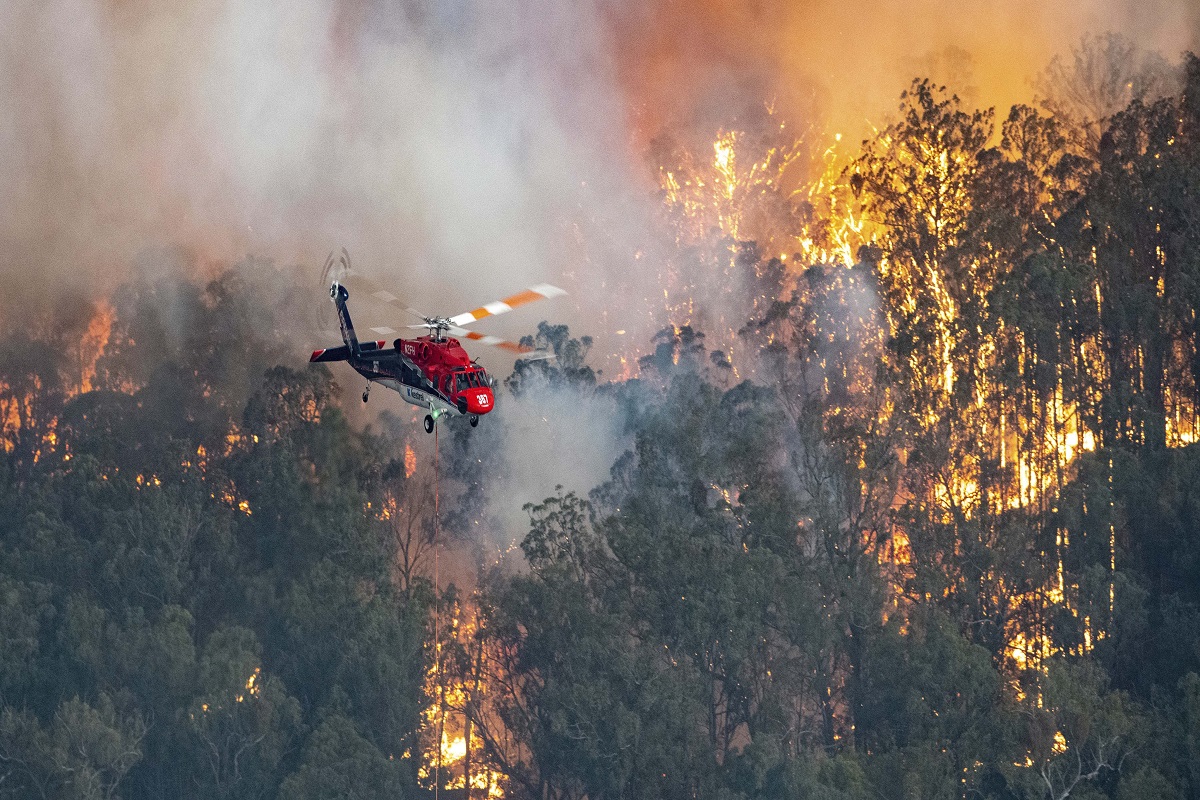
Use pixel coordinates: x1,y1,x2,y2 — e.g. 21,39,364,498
448,284,567,328
440,324,551,356
340,269,430,322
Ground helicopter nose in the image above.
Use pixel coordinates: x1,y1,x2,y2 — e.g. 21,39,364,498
465,388,494,415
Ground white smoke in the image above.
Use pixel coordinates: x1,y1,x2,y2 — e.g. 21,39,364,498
484,379,626,557
0,0,660,334
4,0,1195,335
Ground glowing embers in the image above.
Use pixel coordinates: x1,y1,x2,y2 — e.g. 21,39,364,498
212,484,253,516
1001,555,1109,707
238,667,261,703
180,428,256,515
998,388,1097,513
931,472,983,521
0,376,51,457
196,666,264,715
223,424,256,456
0,383,22,451
1004,617,1056,701
1164,382,1200,446
885,529,912,566
799,133,866,268
0,300,135,461
645,120,876,385
657,119,866,262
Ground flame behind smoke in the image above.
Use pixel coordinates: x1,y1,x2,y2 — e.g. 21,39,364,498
614,0,1198,148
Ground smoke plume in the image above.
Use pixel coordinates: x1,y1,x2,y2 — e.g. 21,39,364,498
3,0,1195,327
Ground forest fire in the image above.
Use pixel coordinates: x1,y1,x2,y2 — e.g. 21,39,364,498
0,300,117,462
641,58,1200,716
405,442,417,478
3,4,1200,798
657,119,1100,706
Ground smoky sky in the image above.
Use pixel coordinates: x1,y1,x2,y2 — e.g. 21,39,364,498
611,0,1199,144
1,0,1196,337
0,0,647,320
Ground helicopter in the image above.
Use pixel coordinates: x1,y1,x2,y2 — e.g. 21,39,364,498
309,250,566,433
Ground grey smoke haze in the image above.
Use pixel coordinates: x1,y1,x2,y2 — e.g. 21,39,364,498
4,0,1197,337
0,0,658,331
462,379,626,566
5,0,1196,330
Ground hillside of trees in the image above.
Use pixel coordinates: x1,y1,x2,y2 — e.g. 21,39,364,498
2,43,1200,800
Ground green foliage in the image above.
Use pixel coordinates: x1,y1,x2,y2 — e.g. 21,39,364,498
189,626,301,799
0,265,426,799
278,714,410,799
1184,673,1200,795
507,322,597,395
857,609,1010,796
0,694,146,800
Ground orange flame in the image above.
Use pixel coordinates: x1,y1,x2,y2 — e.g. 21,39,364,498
76,300,114,396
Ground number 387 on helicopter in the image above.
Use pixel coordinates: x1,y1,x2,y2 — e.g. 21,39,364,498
309,250,566,433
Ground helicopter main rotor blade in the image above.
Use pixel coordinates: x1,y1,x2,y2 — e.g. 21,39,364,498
339,268,431,323
428,323,548,356
325,256,566,352
448,284,567,328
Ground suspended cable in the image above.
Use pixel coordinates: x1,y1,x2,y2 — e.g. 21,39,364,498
433,421,442,800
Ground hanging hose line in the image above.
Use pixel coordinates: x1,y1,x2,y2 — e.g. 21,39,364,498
433,421,442,800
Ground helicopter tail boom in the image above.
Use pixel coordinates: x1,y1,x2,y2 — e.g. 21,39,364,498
313,283,394,363
330,282,361,354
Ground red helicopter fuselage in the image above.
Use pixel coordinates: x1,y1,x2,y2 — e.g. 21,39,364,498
394,335,494,416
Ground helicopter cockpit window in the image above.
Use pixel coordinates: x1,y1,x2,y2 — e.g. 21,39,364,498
456,373,469,392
